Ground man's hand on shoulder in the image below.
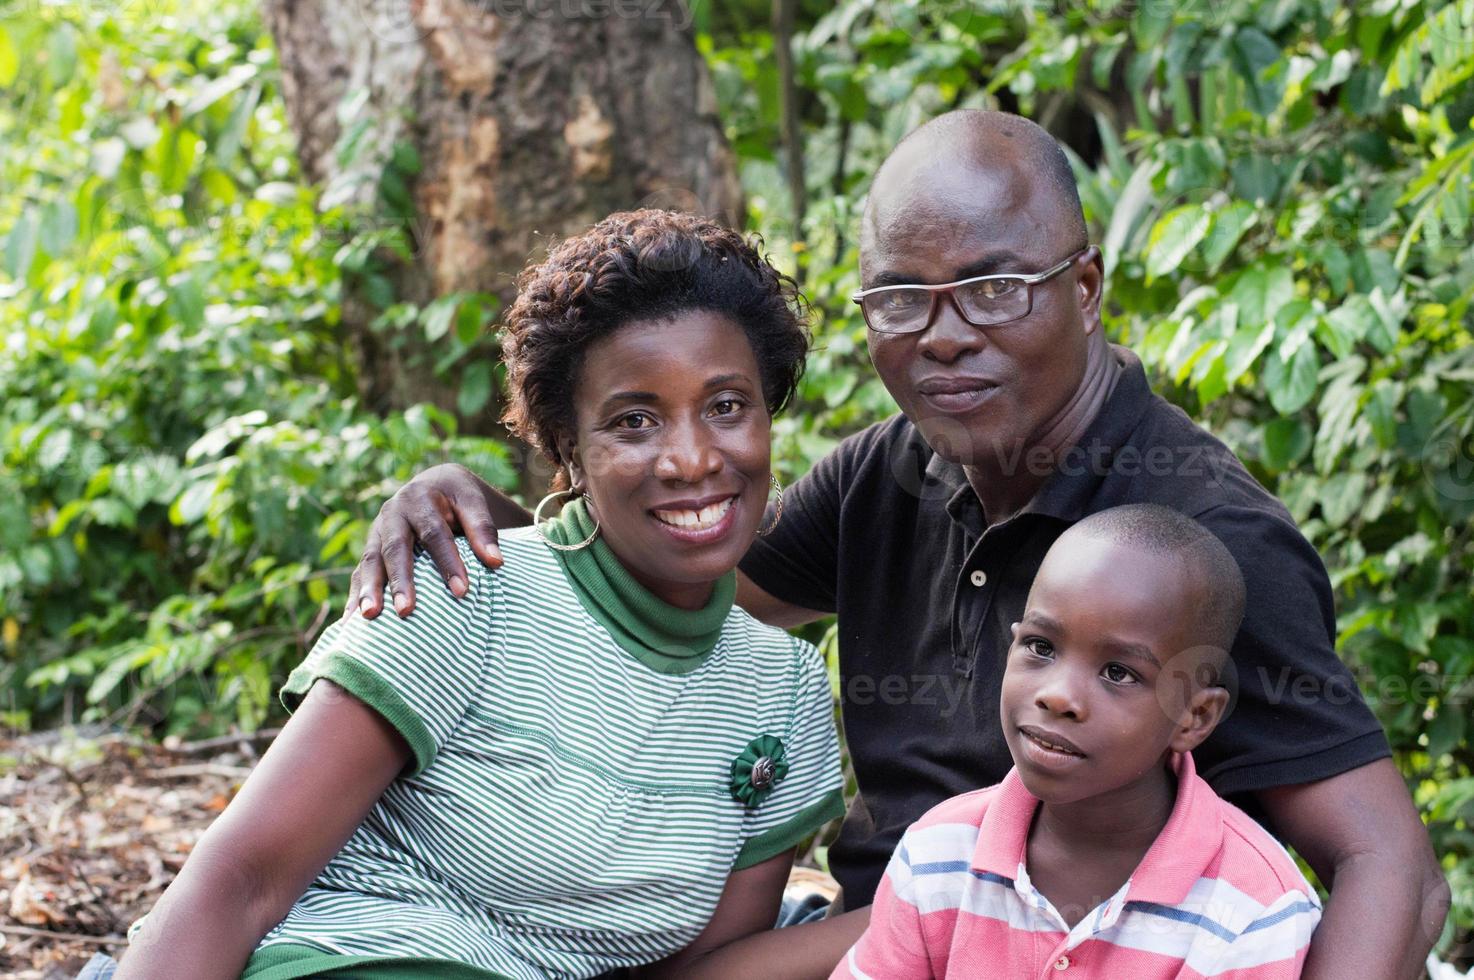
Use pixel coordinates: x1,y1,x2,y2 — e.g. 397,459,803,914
347,463,530,620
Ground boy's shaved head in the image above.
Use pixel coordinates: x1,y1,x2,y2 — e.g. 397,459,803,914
1064,504,1246,679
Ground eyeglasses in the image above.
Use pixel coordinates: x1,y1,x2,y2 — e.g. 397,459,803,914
851,247,1090,335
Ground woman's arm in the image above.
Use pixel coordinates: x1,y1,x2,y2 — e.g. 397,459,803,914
115,680,412,980
635,851,870,980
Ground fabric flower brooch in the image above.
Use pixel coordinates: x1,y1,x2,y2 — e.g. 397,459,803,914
730,734,789,808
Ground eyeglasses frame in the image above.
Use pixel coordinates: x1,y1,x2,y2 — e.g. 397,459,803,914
851,246,1092,335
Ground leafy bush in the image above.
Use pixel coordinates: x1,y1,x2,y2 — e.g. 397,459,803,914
0,0,515,737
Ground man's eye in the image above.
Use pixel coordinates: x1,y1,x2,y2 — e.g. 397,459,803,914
969,278,1021,300
1103,663,1138,685
878,289,928,311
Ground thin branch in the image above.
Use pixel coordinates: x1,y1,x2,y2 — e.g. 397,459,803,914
0,924,127,946
772,0,806,279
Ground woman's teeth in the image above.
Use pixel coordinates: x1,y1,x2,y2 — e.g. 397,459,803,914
654,497,734,530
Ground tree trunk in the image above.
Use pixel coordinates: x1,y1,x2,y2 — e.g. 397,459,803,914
262,0,744,435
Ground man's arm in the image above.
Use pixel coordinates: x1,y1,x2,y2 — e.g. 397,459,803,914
735,571,829,628
116,681,412,979
637,850,870,980
1257,758,1449,980
349,463,530,619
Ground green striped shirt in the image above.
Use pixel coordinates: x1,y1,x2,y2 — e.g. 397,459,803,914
252,529,844,979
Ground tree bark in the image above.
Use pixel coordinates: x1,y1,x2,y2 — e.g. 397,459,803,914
262,0,744,433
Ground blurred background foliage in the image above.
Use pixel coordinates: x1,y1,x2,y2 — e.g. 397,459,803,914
1,0,1471,957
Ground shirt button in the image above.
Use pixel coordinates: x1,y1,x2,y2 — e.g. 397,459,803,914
1054,955,1070,970
969,570,987,587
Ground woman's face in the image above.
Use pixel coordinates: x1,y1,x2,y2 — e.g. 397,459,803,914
565,310,772,610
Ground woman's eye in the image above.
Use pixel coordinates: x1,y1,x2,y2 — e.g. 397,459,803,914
617,412,652,429
1103,663,1138,685
710,398,743,417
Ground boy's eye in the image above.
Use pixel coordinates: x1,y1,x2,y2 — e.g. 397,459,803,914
1023,637,1053,658
1102,663,1138,685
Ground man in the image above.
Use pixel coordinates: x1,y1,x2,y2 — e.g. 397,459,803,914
345,111,1448,977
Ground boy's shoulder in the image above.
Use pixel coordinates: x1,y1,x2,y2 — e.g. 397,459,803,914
1206,783,1319,902
911,783,1003,831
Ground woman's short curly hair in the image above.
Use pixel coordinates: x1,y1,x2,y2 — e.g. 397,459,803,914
500,209,810,474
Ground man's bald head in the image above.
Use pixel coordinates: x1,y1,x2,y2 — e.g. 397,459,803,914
862,110,1088,262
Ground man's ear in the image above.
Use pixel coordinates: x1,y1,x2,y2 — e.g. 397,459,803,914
1077,245,1104,334
1169,685,1230,755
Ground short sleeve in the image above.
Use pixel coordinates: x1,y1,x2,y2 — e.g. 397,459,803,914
1193,505,1391,796
280,539,496,777
830,837,933,979
732,639,846,870
739,438,852,615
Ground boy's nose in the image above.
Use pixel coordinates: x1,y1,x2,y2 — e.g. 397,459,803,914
1034,676,1086,721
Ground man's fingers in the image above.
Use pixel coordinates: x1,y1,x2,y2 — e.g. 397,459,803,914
414,520,471,597
452,499,503,570
345,566,362,621
381,538,417,617
352,541,388,620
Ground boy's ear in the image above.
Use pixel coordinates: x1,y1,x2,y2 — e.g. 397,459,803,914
1169,686,1230,755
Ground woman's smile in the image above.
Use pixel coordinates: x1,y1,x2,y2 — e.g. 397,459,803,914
651,494,741,538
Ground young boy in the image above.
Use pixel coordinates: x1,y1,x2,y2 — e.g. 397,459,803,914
833,503,1322,979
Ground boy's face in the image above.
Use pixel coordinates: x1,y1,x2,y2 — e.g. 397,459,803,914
1000,532,1229,805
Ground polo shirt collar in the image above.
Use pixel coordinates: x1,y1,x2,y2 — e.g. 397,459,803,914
925,344,1156,528
971,751,1224,910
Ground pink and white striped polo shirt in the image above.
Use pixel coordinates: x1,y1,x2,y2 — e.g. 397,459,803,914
832,752,1320,979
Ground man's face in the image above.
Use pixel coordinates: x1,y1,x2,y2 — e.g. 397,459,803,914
860,152,1100,470
999,534,1224,805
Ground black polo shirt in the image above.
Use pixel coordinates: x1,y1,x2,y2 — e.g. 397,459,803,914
739,345,1390,909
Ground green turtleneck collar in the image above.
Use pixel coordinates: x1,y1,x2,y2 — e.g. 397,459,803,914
540,496,736,674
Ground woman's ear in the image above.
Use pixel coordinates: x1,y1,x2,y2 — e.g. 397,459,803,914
556,433,585,493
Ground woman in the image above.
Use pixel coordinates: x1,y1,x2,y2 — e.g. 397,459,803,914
113,211,863,979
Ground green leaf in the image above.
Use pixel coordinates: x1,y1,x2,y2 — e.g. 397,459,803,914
1223,318,1275,384
421,295,460,343
170,480,215,526
45,24,78,88
457,360,493,417
1261,418,1311,470
168,276,206,331
1231,264,1294,330
1202,202,1255,272
1320,472,1366,528
1365,380,1402,449
1263,343,1319,415
1427,705,1467,760
4,210,39,279
1230,27,1284,114
0,25,18,88
1145,205,1211,281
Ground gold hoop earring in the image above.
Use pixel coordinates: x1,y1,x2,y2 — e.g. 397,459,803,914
757,474,784,537
534,489,600,552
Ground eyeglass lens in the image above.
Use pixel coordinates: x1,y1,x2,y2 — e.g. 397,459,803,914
864,276,1030,332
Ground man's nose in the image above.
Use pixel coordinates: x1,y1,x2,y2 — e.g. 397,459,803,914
654,421,723,484
914,293,986,363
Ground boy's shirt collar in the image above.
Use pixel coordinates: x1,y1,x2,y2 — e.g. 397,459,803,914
971,750,1226,911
